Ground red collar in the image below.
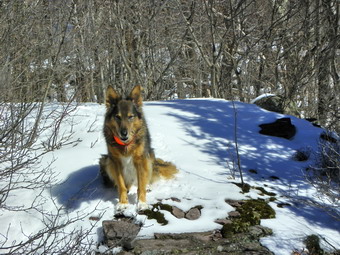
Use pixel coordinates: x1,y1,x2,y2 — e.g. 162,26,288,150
113,136,133,147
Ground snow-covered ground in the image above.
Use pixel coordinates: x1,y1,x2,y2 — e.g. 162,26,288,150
1,99,339,254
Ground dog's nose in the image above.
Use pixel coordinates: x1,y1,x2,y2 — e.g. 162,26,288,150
120,129,128,140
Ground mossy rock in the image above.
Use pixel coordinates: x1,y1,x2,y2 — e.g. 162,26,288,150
253,95,284,113
222,199,275,238
239,199,276,219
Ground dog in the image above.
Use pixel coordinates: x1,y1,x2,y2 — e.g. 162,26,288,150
99,85,178,212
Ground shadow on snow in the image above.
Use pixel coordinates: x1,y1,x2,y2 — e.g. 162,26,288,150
146,99,339,232
50,165,117,210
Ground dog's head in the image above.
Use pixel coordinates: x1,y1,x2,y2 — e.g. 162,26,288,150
104,85,144,145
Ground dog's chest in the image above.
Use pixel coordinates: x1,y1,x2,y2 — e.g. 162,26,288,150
121,156,137,186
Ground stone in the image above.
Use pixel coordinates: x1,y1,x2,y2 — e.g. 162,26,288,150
248,225,273,238
154,231,212,240
259,117,296,139
171,206,185,219
132,229,274,255
170,197,181,202
253,94,300,117
228,211,241,218
253,95,284,113
215,218,232,225
320,132,337,143
102,220,141,250
185,207,201,220
225,199,242,208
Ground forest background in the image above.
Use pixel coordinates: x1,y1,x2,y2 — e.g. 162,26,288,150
0,0,338,131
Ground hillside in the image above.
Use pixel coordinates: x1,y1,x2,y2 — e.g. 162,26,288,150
1,99,339,255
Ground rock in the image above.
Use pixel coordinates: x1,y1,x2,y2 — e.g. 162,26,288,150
170,197,181,202
320,132,338,143
154,231,212,240
215,218,232,225
134,229,274,255
225,199,243,208
248,225,273,238
252,94,301,117
249,169,258,174
171,206,185,219
102,220,141,250
253,95,284,113
228,211,241,218
185,207,201,220
259,117,296,139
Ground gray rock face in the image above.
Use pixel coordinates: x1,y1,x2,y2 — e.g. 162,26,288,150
102,219,141,250
132,229,274,255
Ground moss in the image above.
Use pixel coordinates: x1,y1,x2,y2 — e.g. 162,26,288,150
239,199,276,219
277,202,291,208
142,209,168,225
233,182,251,193
194,205,203,211
304,235,324,255
222,199,275,238
255,187,276,196
269,197,277,202
154,202,173,213
141,202,173,225
221,222,238,238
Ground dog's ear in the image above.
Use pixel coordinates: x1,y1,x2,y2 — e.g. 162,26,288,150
129,85,143,107
105,86,120,108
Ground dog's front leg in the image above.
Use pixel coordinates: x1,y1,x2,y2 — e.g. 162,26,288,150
115,173,129,211
134,157,152,211
106,158,129,212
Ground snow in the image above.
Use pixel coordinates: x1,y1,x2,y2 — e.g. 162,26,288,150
250,93,277,104
1,99,339,254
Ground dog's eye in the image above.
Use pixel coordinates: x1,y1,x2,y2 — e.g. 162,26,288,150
115,115,121,120
128,115,135,121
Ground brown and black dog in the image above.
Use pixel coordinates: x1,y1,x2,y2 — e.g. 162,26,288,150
100,85,178,212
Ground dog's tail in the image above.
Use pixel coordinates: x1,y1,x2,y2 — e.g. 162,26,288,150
152,158,178,182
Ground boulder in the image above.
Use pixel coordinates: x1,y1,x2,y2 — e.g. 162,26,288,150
102,220,141,250
253,95,284,113
259,117,296,139
252,94,301,117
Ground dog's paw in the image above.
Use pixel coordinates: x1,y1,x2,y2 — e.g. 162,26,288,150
115,202,129,214
137,202,150,212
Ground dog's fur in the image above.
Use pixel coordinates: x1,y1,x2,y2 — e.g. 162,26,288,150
99,85,178,211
